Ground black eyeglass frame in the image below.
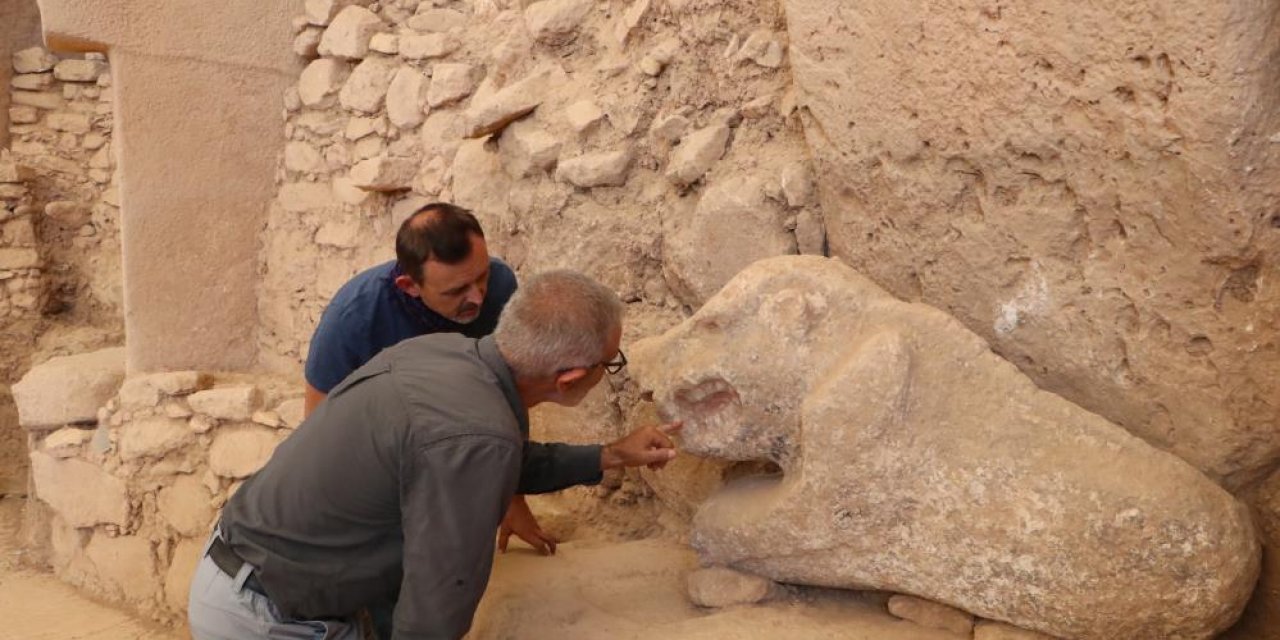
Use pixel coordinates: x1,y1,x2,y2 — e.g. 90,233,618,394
560,349,627,376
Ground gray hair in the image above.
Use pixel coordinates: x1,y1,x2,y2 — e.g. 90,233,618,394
495,270,623,379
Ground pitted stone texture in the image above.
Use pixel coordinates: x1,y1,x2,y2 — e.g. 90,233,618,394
187,386,262,421
663,175,794,305
887,595,974,636
524,0,593,44
556,148,632,188
31,452,129,528
386,66,429,128
786,0,1280,488
13,347,125,429
53,59,107,82
687,566,774,608
209,425,284,478
351,155,417,191
318,6,385,59
632,256,1259,640
119,417,193,461
339,57,397,113
158,474,214,537
13,47,58,74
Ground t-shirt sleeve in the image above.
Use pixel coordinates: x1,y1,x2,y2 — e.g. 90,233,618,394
304,307,365,394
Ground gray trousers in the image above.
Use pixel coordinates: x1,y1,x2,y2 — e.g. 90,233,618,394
188,532,362,640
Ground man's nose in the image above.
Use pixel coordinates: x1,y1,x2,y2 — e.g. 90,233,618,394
464,286,484,306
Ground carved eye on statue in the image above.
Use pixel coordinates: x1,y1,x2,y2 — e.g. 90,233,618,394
761,288,828,338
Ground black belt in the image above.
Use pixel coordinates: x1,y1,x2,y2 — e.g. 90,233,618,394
209,535,268,597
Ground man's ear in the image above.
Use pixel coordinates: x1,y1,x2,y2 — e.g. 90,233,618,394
554,367,589,395
394,274,422,297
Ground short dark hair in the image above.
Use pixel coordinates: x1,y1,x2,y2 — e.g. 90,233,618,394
395,203,485,284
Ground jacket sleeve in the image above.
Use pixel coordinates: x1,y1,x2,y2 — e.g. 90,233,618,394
396,434,520,639
517,442,603,494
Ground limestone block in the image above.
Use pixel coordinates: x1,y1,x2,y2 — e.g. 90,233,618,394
888,595,975,636
316,219,360,247
53,59,108,82
332,176,372,205
339,57,397,113
82,132,107,150
565,100,606,133
780,163,814,208
345,116,380,140
369,33,399,55
12,47,57,74
391,194,431,229
386,66,429,128
305,0,367,26
209,425,284,478
8,106,38,125
119,417,193,461
0,155,34,183
279,182,335,212
43,427,93,459
165,538,205,613
974,621,1060,640
632,256,1260,640
524,0,593,44
275,399,305,430
50,515,90,574
13,347,125,428
318,6,386,59
794,209,825,256
614,0,650,45
298,58,349,107
556,148,632,188
686,566,774,608
158,474,214,537
406,8,467,32
399,33,459,60
663,175,794,304
89,145,113,170
463,70,554,138
3,217,35,246
86,535,157,603
666,123,730,186
294,27,324,59
144,371,211,396
164,403,193,419
10,91,62,110
252,411,282,428
498,119,560,177
187,386,262,421
11,72,52,91
427,63,479,108
285,141,324,173
0,248,39,270
45,200,90,225
30,452,129,527
350,155,417,191
117,377,161,409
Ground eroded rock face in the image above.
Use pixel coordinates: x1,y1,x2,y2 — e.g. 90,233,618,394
632,256,1259,640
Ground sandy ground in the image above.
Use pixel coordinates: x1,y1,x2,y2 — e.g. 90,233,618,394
0,497,184,640
470,537,962,640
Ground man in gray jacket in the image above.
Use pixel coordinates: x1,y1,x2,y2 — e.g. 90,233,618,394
188,270,679,639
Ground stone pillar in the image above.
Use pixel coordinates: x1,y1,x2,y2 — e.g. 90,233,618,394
34,0,305,372
0,0,44,148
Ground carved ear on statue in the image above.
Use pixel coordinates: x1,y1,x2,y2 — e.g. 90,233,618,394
801,329,912,452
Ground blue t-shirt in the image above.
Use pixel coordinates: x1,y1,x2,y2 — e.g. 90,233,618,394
304,258,518,393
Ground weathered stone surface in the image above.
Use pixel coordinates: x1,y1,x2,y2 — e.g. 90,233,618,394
119,417,193,461
498,119,560,177
12,47,57,74
974,621,1060,640
187,386,261,421
45,201,90,225
117,376,161,409
0,155,35,183
298,58,349,107
524,0,593,44
734,30,784,68
305,0,364,25
888,595,975,636
687,566,774,608
209,425,283,478
369,33,398,55
339,57,396,113
350,155,417,191
0,248,39,269
43,427,94,459
284,141,324,173
8,105,38,125
158,474,214,537
53,59,108,82
787,0,1280,487
556,148,632,188
165,538,205,613
399,33,459,60
279,182,336,212
427,63,478,108
13,347,125,428
294,27,323,58
148,371,211,396
11,72,52,90
463,70,554,138
386,66,429,128
663,175,794,304
406,8,467,33
45,112,91,134
666,124,730,186
31,452,129,527
632,256,1260,640
11,90,63,110
780,163,814,208
318,6,385,59
565,99,606,133
86,535,157,603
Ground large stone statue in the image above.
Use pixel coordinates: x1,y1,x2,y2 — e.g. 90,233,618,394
632,256,1258,640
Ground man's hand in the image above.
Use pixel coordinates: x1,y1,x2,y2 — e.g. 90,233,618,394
601,421,682,471
498,494,557,555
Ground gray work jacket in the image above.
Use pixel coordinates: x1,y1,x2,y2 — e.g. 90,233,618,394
219,334,603,638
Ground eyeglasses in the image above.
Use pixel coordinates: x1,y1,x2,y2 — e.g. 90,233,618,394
598,349,627,375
